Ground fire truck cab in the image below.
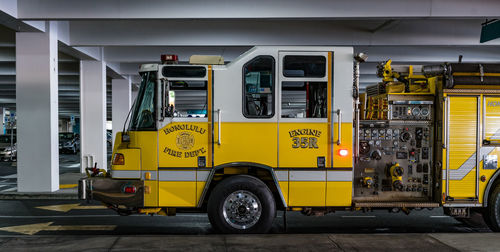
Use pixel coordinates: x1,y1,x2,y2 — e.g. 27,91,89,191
79,46,500,233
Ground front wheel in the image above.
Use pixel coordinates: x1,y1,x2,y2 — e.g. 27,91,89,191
207,175,276,234
483,185,500,232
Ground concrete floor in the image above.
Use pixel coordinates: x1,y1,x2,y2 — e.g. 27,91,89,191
0,199,498,251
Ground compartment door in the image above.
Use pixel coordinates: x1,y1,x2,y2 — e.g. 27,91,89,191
445,96,479,200
278,51,329,207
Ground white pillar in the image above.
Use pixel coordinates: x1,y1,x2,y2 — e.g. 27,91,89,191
112,78,132,149
80,60,107,172
0,108,4,135
131,84,139,103
16,22,59,192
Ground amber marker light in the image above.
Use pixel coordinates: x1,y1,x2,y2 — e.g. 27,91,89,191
112,153,125,165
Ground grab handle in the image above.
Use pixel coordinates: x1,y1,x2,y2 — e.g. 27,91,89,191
217,109,222,145
336,109,342,145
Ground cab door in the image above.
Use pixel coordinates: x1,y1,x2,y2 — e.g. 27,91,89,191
278,51,330,206
213,55,278,168
157,65,212,207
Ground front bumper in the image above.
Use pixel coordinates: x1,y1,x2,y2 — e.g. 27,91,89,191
79,177,144,207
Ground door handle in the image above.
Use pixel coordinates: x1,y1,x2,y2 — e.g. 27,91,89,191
217,109,222,145
336,109,342,145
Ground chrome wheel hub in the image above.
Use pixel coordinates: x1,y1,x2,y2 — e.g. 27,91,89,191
222,190,262,229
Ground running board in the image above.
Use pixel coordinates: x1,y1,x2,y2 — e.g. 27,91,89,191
354,202,439,208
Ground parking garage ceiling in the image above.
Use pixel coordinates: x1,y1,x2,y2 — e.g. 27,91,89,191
1,0,500,120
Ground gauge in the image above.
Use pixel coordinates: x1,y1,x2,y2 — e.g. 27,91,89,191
393,141,399,146
400,131,412,142
379,129,385,134
365,129,371,134
421,107,430,117
372,129,378,134
368,140,374,146
375,140,381,146
386,129,393,135
412,107,421,116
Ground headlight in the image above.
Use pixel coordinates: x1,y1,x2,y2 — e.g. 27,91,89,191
64,142,72,147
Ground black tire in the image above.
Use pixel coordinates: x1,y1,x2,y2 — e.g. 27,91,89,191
483,185,500,232
207,175,276,234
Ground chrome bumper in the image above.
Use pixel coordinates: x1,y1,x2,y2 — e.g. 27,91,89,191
78,177,144,207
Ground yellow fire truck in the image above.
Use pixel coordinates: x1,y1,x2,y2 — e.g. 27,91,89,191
79,46,500,233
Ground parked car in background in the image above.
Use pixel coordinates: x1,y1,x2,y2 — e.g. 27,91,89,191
59,132,80,154
0,135,16,161
107,130,112,147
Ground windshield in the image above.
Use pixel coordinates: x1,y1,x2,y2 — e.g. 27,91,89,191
129,71,156,130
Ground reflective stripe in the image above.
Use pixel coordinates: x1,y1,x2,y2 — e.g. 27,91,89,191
327,170,353,182
110,170,159,180
197,170,210,182
159,170,196,181
112,168,353,182
274,170,288,181
443,147,496,180
111,170,141,179
289,170,326,181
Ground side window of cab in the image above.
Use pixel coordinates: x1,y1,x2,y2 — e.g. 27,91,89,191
242,56,275,118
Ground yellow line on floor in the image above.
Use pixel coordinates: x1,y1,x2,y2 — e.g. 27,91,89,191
36,203,108,212
59,184,77,189
0,222,116,235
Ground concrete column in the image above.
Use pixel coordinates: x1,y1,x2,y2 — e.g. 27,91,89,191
80,60,107,172
131,84,139,103
0,108,4,135
111,78,132,148
16,22,59,192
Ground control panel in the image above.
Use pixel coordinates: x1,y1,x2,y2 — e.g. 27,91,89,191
354,121,433,201
389,101,433,121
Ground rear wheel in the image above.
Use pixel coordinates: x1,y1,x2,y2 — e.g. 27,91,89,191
483,185,500,232
207,175,276,234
